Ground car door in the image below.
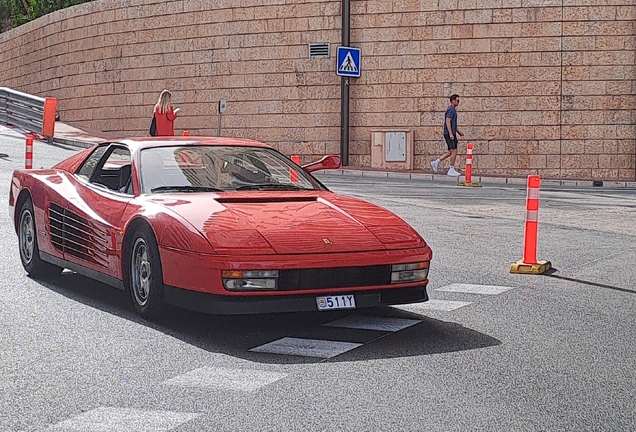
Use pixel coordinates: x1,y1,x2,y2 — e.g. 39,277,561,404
62,144,133,282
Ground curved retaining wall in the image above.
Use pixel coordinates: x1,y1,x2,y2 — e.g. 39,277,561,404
0,0,634,180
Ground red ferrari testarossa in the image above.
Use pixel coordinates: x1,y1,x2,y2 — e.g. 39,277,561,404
10,137,432,317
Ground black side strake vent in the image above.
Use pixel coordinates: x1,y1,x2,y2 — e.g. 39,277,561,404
49,203,109,266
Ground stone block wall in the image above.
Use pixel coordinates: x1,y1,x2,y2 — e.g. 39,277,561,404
350,0,635,180
0,0,634,180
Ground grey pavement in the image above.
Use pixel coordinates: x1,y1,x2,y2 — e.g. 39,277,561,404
1,134,635,431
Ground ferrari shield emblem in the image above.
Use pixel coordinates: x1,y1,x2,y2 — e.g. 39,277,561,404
322,238,332,244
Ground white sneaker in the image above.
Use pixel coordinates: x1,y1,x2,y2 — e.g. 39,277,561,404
447,167,461,177
430,160,439,173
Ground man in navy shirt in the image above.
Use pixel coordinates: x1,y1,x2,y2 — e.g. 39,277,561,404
431,94,464,176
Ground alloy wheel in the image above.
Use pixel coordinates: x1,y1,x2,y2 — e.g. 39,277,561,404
131,238,151,307
19,208,35,265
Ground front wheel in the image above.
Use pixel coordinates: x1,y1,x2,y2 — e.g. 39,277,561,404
127,225,165,318
18,198,63,278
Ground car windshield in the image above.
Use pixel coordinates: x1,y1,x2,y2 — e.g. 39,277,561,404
139,145,323,194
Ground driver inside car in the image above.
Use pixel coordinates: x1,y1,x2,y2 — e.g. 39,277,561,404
221,154,276,186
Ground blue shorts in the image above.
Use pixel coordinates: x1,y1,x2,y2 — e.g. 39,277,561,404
444,134,458,150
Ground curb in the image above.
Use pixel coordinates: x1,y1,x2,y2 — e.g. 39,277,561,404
0,130,25,141
0,129,95,150
317,169,636,189
51,136,95,149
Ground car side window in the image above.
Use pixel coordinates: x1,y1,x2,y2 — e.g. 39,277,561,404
91,147,132,193
76,146,108,181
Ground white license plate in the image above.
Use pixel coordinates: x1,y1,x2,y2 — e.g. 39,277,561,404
316,295,356,311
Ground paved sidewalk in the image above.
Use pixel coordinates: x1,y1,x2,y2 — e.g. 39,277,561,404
320,167,636,189
51,122,124,148
43,123,636,189
2,121,635,189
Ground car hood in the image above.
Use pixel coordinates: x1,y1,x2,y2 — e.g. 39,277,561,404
147,192,426,254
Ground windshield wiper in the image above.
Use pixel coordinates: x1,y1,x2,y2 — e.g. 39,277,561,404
235,183,313,191
151,186,224,193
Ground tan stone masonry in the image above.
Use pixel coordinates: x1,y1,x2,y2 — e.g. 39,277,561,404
0,0,634,180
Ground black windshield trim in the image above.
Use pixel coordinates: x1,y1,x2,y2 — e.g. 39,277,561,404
150,186,224,193
235,183,313,191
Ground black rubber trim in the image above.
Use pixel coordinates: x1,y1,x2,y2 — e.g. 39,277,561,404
40,251,125,291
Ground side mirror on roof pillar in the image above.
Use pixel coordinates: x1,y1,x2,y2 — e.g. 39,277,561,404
302,155,342,173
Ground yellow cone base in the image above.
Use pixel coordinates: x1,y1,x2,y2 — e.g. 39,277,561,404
457,181,482,187
510,260,552,275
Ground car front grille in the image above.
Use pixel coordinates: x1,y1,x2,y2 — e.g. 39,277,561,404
278,264,391,291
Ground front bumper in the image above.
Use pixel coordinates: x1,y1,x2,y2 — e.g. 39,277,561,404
160,246,433,295
164,284,428,315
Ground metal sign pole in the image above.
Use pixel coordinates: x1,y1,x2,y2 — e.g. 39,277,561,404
218,99,227,137
340,0,350,166
341,77,349,166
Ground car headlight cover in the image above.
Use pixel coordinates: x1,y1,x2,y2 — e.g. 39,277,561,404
391,262,429,284
222,270,279,291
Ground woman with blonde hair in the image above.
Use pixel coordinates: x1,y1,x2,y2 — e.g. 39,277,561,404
151,90,180,136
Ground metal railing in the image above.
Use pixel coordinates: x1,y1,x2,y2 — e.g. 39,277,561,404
0,87,45,133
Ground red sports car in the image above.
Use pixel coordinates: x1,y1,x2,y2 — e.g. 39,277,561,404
10,137,432,317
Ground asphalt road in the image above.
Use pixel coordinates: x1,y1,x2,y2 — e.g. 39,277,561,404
1,134,635,431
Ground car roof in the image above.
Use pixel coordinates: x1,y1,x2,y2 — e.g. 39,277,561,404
110,137,273,152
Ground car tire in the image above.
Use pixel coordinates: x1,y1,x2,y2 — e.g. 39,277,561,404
18,198,63,278
127,225,165,318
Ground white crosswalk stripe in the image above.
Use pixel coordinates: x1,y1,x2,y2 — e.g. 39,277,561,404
47,407,198,431
435,283,515,295
250,337,362,359
250,283,515,358
163,366,287,392
394,298,473,312
323,315,420,332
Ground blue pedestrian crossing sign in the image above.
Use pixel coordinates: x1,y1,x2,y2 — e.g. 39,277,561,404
337,46,361,78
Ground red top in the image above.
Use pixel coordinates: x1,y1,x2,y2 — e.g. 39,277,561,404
153,106,177,136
